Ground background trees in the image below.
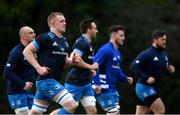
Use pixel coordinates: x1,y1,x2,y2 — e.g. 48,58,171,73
0,0,179,113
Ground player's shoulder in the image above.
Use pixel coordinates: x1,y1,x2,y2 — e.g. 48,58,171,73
100,42,113,52
36,32,49,40
74,36,88,47
9,44,22,55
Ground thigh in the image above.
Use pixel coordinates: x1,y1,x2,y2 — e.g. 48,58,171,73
113,91,120,109
96,92,116,111
8,94,28,109
135,83,157,102
150,97,165,114
82,83,95,97
65,83,82,101
36,79,65,100
26,93,34,109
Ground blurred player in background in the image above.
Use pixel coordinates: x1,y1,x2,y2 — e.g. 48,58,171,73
92,25,133,114
130,29,175,114
4,26,36,115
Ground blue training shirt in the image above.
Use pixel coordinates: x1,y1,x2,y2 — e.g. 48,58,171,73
92,42,128,92
4,43,36,95
65,35,94,86
130,46,169,90
33,31,69,81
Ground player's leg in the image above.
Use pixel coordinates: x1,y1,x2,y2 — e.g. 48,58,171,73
81,96,97,114
46,80,77,114
96,92,119,114
29,98,50,115
53,89,77,114
8,94,31,115
113,91,120,114
80,83,97,114
150,97,165,114
135,105,150,115
135,83,157,114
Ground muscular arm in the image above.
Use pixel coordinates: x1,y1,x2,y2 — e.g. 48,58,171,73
71,51,98,69
23,42,48,76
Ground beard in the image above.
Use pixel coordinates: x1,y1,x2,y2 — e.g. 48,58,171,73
157,44,166,51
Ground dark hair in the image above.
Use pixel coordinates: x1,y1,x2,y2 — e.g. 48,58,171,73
80,18,95,34
152,29,166,40
109,25,125,34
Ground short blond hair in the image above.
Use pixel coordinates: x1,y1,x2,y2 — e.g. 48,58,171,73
47,12,63,27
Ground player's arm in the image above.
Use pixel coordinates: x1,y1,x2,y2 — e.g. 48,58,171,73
71,49,98,70
92,48,108,93
167,64,175,74
130,52,150,81
23,40,49,76
116,69,133,84
4,50,26,88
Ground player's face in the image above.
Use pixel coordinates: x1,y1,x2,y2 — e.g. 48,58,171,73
115,30,125,46
54,15,66,33
24,28,36,43
155,35,167,49
89,22,98,39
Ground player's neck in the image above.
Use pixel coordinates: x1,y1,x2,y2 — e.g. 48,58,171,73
83,34,91,43
110,40,118,49
50,28,62,38
20,39,28,47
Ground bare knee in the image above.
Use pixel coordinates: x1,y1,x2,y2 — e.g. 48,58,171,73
68,102,77,112
15,107,28,115
85,106,97,114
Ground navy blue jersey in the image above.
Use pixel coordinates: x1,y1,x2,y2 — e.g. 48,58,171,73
4,43,36,94
33,32,69,81
65,35,94,86
92,42,127,92
130,46,169,90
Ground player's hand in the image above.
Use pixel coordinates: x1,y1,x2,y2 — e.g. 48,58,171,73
36,66,49,76
94,86,102,94
90,63,98,70
146,76,155,84
127,77,133,85
167,65,175,74
90,70,96,77
72,53,82,65
23,81,33,91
